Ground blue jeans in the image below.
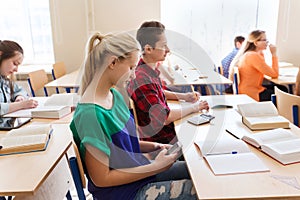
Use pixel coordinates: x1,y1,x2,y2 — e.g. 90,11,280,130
134,161,197,200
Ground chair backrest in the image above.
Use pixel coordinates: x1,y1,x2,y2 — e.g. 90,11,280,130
28,69,49,97
233,66,240,94
52,61,67,79
217,65,224,75
69,142,87,200
274,86,300,126
129,98,139,130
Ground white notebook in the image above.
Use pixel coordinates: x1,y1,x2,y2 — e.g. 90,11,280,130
195,137,270,175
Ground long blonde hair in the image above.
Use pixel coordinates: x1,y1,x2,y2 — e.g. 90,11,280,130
79,32,140,95
229,30,266,80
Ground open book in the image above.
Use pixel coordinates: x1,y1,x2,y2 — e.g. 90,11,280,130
31,93,79,118
240,128,300,165
0,124,52,155
237,102,290,130
194,137,269,175
43,93,80,108
4,93,79,118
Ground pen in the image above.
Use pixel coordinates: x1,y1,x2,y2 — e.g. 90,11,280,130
206,151,238,156
225,129,240,140
190,85,198,100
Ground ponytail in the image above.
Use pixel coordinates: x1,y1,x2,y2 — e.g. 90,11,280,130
79,32,140,95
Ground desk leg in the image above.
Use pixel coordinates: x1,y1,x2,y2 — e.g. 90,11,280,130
14,155,72,200
288,84,294,94
65,88,71,93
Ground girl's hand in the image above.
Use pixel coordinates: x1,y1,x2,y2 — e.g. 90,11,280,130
20,99,38,109
154,143,172,151
269,44,277,56
152,149,177,172
146,143,172,160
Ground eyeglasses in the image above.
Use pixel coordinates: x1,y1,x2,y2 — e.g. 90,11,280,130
258,39,269,42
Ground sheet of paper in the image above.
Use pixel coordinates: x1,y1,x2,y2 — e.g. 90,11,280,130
205,152,270,175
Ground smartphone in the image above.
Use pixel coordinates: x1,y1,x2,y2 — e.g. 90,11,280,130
167,142,182,155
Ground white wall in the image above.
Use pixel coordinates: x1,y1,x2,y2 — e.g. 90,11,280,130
161,0,279,69
49,0,89,73
49,0,161,72
276,0,300,66
49,0,300,72
93,0,160,34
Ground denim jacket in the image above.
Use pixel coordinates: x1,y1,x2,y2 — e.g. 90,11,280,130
0,76,28,115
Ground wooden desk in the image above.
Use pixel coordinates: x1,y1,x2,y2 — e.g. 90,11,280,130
0,124,73,198
174,95,300,199
172,69,232,86
14,64,53,81
45,70,80,93
265,66,299,93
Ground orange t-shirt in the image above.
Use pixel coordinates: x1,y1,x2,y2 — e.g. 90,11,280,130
238,52,279,101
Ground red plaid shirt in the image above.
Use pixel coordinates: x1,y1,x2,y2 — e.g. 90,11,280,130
127,59,177,144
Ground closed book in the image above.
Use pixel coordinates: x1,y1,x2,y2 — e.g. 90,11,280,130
237,102,290,130
0,124,52,155
31,106,71,119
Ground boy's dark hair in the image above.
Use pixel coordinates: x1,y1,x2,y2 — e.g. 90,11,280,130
234,36,245,48
136,21,165,49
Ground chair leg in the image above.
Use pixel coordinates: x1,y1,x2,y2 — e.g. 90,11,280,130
43,87,48,96
27,78,35,97
66,190,72,200
69,157,86,200
65,88,71,93
293,105,299,127
271,94,277,107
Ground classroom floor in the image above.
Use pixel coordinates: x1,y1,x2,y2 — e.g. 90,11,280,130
64,188,93,200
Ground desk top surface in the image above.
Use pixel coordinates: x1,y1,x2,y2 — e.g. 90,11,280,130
174,94,300,199
172,69,232,86
0,123,73,196
265,66,299,85
45,70,80,88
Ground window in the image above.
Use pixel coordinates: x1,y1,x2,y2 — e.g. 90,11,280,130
0,0,54,64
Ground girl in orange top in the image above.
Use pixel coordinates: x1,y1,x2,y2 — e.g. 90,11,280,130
229,30,280,101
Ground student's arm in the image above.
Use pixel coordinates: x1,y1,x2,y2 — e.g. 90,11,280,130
165,100,209,124
7,100,38,113
164,90,200,102
0,100,38,115
85,144,176,187
252,47,279,78
139,140,171,153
